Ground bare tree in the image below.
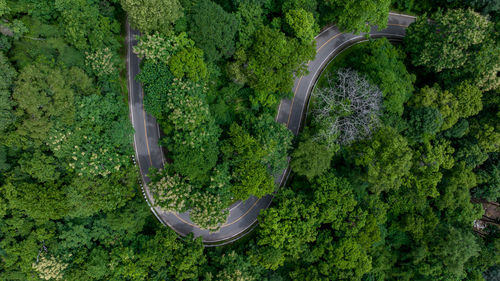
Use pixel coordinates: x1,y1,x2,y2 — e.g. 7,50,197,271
312,68,382,146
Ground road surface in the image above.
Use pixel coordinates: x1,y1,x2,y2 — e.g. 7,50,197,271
126,13,416,245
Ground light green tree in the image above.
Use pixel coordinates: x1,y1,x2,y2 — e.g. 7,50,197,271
284,8,317,43
10,63,75,147
323,0,390,33
121,0,183,34
244,26,315,102
168,46,207,82
348,126,413,193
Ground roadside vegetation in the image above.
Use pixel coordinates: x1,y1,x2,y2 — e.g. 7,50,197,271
0,0,498,280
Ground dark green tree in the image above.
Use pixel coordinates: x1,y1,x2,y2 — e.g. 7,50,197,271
188,0,238,62
404,106,444,143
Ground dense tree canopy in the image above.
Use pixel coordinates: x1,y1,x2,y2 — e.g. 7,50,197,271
405,8,500,90
1,1,498,280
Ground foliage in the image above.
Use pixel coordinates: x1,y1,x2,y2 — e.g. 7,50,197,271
405,8,500,91
284,8,317,43
291,138,334,180
235,1,264,49
1,1,498,280
247,26,315,94
410,82,483,131
221,113,292,200
150,170,193,212
135,61,174,120
121,0,183,34
322,0,391,33
137,67,220,183
32,254,68,280
404,106,444,143
345,38,416,116
85,47,119,79
472,155,499,202
0,52,15,133
55,0,121,51
188,0,238,62
406,8,491,72
190,192,229,232
223,123,275,200
9,63,75,148
168,46,207,82
348,126,413,193
133,32,183,64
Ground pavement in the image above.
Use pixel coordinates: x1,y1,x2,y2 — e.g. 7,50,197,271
126,13,416,245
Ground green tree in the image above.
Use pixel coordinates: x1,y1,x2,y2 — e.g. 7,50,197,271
121,0,183,34
405,8,492,72
472,156,499,202
48,93,133,179
284,8,317,43
323,0,390,33
138,69,221,183
2,181,69,221
223,123,275,200
346,38,415,116
235,1,264,49
252,189,320,270
136,61,173,121
281,0,318,14
407,138,455,198
452,81,483,119
214,251,265,281
410,84,460,130
415,226,480,280
348,126,413,193
55,0,120,51
329,237,373,280
133,32,193,64
138,229,206,280
190,192,229,231
404,107,444,143
0,52,16,90
18,151,59,183
168,46,207,82
0,0,8,17
291,139,333,180
10,63,75,147
250,113,293,175
188,0,238,62
244,26,315,103
0,52,15,133
133,33,179,64
150,170,193,213
85,47,119,80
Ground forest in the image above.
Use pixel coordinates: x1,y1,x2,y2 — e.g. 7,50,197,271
0,0,499,280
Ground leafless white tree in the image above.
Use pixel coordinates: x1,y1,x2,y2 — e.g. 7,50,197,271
312,68,382,146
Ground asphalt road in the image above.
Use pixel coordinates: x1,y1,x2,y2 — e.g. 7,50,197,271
126,13,416,245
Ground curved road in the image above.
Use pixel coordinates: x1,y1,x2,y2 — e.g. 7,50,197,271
126,13,416,245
